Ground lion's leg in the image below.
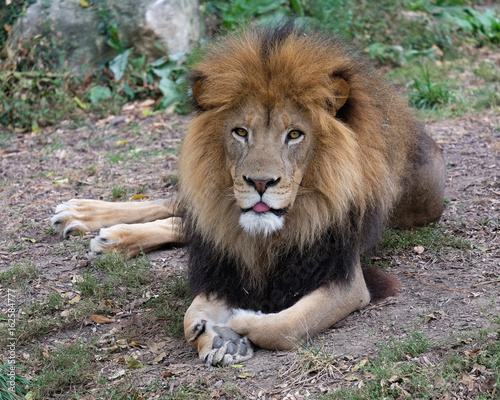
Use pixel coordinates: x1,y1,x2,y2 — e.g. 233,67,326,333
90,217,183,258
390,134,446,228
228,262,370,351
51,198,178,238
184,295,253,366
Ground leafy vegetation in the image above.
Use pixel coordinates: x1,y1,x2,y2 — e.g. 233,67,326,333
1,0,499,129
0,359,30,400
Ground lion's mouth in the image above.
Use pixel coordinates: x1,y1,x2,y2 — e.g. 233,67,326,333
242,202,288,217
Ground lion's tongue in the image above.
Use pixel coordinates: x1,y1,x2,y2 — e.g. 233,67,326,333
253,202,271,213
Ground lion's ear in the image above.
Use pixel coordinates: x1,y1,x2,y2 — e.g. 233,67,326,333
192,77,209,110
330,77,350,114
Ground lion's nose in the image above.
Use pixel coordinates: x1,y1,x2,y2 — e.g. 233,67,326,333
243,176,281,195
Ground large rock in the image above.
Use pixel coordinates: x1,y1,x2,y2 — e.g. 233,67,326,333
6,0,201,73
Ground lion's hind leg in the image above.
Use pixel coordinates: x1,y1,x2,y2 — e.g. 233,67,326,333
184,295,254,366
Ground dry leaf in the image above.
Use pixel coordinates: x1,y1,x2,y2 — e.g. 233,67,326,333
153,352,167,365
237,372,255,379
108,369,126,380
91,314,116,324
414,246,425,254
132,194,149,200
68,295,81,304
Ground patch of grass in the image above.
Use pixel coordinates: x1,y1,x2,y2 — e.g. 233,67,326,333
30,341,93,399
110,186,129,201
378,331,433,362
0,359,31,400
92,252,152,288
473,85,500,110
474,61,500,82
381,225,469,256
53,236,90,257
146,275,191,336
318,326,500,399
76,273,100,297
410,65,453,109
0,259,39,288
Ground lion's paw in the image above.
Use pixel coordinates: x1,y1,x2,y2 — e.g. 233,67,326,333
205,325,253,366
189,320,253,367
89,227,119,256
51,200,91,238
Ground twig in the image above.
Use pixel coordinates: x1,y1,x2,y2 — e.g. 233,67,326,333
405,272,473,294
0,71,70,79
472,278,500,287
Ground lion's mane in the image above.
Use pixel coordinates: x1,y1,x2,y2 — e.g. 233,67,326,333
178,24,421,312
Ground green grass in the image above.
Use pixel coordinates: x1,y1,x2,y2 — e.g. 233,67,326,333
474,61,500,82
110,186,129,201
317,327,500,399
0,359,31,400
29,341,93,399
146,275,191,336
0,259,39,288
380,225,469,255
410,65,453,110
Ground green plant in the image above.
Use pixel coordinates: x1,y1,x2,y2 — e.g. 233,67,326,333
203,0,305,30
0,359,31,400
378,331,432,362
0,259,38,287
381,225,468,255
146,275,191,336
110,186,129,201
409,65,452,109
474,61,500,82
439,7,500,43
0,71,82,130
30,341,93,399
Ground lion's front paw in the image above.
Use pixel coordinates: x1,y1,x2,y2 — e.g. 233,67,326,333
89,227,119,256
205,325,253,366
188,320,254,366
51,200,92,238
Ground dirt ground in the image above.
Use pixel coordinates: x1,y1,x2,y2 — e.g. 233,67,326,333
0,104,499,398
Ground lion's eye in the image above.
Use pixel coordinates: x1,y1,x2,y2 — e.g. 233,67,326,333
287,130,304,142
232,128,248,138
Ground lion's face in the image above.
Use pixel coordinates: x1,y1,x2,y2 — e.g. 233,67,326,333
224,99,313,236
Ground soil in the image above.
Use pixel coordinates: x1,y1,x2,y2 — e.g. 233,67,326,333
0,104,499,399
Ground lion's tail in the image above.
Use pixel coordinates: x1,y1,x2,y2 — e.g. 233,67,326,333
362,268,401,303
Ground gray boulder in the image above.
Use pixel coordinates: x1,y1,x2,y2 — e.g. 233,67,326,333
6,0,201,73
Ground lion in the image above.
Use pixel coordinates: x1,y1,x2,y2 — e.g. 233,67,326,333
51,23,446,366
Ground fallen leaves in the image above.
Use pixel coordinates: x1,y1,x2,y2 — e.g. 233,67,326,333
91,314,116,324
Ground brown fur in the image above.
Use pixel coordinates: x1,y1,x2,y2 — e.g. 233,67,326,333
52,24,445,365
178,25,442,282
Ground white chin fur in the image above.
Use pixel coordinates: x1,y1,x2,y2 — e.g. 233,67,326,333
239,211,284,236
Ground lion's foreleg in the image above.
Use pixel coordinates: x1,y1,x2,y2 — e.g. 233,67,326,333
184,295,253,366
51,198,179,238
90,217,183,258
229,263,370,350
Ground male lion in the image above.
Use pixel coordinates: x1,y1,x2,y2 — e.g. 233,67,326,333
52,24,446,366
